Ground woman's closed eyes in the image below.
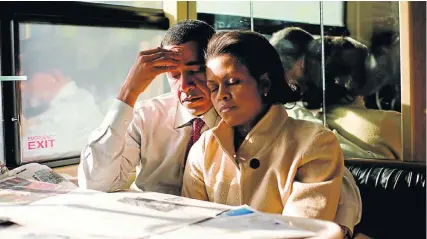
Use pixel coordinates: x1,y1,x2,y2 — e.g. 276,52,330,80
208,78,241,93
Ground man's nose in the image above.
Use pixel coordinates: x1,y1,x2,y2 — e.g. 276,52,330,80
179,73,196,93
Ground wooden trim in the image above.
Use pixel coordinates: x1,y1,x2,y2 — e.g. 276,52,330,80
163,1,197,27
400,1,426,162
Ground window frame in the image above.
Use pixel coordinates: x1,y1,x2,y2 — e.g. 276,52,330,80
0,1,169,168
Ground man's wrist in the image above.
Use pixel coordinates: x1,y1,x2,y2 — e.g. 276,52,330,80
117,85,140,107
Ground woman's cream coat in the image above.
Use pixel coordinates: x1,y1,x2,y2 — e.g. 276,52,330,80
183,104,344,221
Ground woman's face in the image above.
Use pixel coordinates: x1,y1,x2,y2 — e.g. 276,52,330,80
206,54,264,128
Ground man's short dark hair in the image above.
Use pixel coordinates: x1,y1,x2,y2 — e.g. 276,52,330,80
205,30,301,105
270,27,314,71
161,20,215,61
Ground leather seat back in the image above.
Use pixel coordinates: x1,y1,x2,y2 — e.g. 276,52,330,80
345,159,426,239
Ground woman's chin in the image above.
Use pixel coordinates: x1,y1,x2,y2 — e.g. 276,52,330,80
222,118,243,128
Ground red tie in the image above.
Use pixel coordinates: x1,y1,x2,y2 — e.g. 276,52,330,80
184,118,205,166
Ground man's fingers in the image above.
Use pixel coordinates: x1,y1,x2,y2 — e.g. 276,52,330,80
141,51,182,63
138,47,167,55
150,57,181,67
152,65,178,73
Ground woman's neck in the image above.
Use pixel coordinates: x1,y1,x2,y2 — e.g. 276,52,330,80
233,104,271,151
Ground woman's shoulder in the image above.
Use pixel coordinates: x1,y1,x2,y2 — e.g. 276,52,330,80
284,117,333,140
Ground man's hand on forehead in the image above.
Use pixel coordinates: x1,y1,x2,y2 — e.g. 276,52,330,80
118,46,184,107
170,46,184,52
143,47,182,70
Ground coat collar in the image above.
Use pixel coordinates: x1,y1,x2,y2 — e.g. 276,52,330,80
211,104,289,161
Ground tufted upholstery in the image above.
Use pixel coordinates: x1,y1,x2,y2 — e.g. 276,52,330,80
345,159,426,239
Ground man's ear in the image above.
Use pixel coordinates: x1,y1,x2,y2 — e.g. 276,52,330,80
259,73,271,95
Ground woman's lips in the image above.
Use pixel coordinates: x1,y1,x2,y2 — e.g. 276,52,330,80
219,105,236,113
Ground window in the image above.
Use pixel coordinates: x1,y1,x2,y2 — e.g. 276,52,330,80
0,1,169,167
19,23,167,163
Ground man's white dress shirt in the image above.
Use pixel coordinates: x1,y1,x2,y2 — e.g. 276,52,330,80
78,93,220,195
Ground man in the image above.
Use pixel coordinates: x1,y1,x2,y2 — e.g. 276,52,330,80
78,20,218,195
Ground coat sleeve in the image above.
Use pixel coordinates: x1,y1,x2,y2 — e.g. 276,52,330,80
334,167,362,233
181,134,209,201
283,130,344,221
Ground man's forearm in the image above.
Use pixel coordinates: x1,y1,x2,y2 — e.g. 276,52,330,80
117,84,140,108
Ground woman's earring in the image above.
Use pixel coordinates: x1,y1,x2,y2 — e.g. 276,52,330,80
264,92,268,97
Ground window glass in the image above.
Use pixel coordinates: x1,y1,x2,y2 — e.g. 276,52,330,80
19,23,167,163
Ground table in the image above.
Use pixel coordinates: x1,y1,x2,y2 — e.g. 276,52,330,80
0,190,342,239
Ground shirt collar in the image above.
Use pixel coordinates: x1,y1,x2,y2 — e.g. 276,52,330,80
173,101,220,129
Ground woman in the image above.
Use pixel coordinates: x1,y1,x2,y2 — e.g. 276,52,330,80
182,30,344,221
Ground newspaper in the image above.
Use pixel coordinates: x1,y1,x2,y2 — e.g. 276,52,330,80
151,206,317,239
0,163,77,205
0,176,77,205
99,191,232,218
0,164,331,238
0,163,8,179
7,163,77,187
0,191,223,239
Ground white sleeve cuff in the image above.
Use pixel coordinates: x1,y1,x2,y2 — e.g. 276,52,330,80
102,98,134,135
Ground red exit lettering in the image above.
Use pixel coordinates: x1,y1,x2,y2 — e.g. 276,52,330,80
28,139,55,150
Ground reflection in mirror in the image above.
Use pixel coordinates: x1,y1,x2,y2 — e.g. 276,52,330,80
252,2,323,126
263,2,347,136
316,2,402,160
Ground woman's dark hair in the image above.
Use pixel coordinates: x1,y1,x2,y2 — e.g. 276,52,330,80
205,30,300,105
303,36,369,109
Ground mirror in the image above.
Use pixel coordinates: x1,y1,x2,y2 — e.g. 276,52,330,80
319,1,402,160
249,1,329,126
